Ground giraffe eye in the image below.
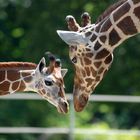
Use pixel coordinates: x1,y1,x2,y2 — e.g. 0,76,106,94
45,80,53,86
71,57,77,63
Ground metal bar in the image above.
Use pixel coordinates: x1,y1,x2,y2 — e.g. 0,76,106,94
0,93,140,103
0,127,69,134
0,127,140,136
75,129,140,136
89,94,140,103
69,100,75,140
0,93,42,100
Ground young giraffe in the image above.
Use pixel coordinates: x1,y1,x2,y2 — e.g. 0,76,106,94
0,56,69,113
57,0,140,112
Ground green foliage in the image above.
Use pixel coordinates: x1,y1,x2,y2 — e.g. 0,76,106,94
0,0,140,140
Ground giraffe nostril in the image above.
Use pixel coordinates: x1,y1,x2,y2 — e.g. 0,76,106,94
63,101,68,109
58,100,69,114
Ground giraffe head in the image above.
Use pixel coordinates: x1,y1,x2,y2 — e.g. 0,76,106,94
57,13,113,112
33,56,69,113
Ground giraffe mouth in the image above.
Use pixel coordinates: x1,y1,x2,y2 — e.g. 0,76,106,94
57,99,69,114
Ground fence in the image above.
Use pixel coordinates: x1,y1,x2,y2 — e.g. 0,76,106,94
0,93,140,140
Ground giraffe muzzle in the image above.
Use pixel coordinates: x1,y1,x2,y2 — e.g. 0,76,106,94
74,93,89,112
57,99,69,114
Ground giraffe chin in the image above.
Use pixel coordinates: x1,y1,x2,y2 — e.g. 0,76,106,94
74,93,89,112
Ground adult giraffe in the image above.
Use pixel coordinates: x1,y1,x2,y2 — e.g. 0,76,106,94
0,55,69,113
57,0,140,112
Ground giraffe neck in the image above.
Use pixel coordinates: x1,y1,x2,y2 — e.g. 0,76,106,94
88,0,140,51
0,62,36,95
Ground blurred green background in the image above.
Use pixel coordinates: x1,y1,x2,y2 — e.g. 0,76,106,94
0,0,140,140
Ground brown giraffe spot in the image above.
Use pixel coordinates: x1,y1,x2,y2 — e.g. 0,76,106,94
86,52,94,58
7,70,20,81
85,67,90,76
80,86,85,91
85,31,92,37
117,16,137,35
90,34,97,42
85,48,91,51
18,81,26,91
134,7,140,20
39,90,44,95
104,54,113,64
94,61,102,68
113,3,130,22
100,19,112,32
100,36,107,43
84,57,92,65
90,67,97,77
132,0,140,4
77,53,81,56
94,41,101,51
82,53,85,56
85,78,93,87
12,81,20,91
95,48,110,59
41,89,46,95
0,81,10,91
81,69,86,77
24,76,33,83
95,24,101,32
109,28,121,46
0,71,5,82
78,49,82,53
98,67,104,74
21,72,31,77
95,76,100,82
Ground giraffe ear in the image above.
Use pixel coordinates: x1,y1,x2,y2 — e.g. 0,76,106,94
57,30,88,46
61,69,68,77
36,57,46,73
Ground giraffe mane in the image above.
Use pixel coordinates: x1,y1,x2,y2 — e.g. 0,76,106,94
0,62,37,70
95,0,127,24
